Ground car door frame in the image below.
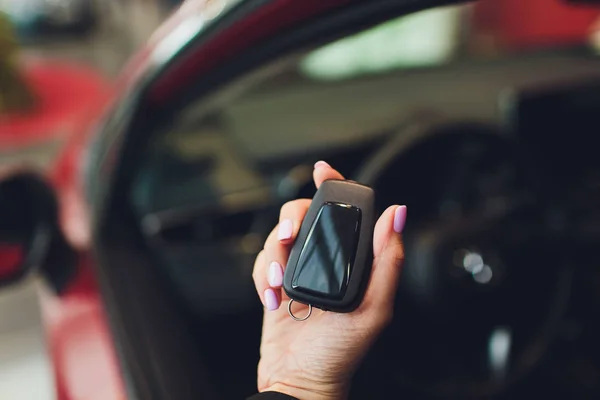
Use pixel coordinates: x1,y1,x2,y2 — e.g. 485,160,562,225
91,0,469,398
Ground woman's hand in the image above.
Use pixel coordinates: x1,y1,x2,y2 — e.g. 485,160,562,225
253,161,407,399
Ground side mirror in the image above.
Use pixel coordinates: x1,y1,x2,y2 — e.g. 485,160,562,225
0,171,74,290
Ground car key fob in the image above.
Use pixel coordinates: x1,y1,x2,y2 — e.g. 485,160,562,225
283,179,376,317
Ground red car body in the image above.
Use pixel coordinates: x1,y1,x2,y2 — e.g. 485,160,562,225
2,0,600,399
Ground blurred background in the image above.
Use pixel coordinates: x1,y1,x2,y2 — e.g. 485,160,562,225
2,0,600,398
0,1,175,398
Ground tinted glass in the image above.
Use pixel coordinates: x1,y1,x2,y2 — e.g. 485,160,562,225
133,2,600,217
292,203,361,299
128,0,600,313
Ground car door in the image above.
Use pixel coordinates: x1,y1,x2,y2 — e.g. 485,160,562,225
88,0,600,399
89,1,468,398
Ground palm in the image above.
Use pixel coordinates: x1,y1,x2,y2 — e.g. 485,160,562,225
258,293,373,394
253,163,406,398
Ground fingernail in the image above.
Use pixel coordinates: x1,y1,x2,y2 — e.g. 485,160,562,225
264,289,279,311
268,261,283,287
314,160,330,169
278,219,293,241
394,205,407,233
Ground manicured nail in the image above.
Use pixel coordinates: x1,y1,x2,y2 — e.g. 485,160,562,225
314,160,330,169
268,261,283,287
393,205,407,233
278,219,293,241
264,288,279,311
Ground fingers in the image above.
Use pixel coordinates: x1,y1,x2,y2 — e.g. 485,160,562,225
374,205,407,257
253,199,311,310
360,205,407,323
253,246,286,311
277,199,312,245
313,160,344,188
252,249,269,306
266,199,312,306
253,223,289,310
253,161,347,311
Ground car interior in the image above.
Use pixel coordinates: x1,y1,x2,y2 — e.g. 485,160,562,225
91,1,600,398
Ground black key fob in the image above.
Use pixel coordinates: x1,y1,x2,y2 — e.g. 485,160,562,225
283,179,376,315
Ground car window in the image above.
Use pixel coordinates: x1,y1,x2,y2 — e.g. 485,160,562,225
132,0,600,216
127,0,600,321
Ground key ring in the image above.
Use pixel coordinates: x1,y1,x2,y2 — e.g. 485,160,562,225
287,299,312,321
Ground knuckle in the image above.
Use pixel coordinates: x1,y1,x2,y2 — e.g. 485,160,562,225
279,200,297,218
252,250,265,278
264,235,277,253
389,241,405,267
392,252,405,268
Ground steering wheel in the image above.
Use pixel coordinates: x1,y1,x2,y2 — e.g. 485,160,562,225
352,118,572,398
129,113,574,398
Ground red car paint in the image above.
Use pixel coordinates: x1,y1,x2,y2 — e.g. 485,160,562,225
40,74,122,400
472,0,600,50
0,244,23,277
39,256,125,400
150,0,352,103
0,59,112,150
38,1,358,398
10,0,600,398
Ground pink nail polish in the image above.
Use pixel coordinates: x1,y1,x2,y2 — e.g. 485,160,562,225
268,262,283,287
394,206,407,233
278,219,293,241
264,289,279,311
314,160,330,169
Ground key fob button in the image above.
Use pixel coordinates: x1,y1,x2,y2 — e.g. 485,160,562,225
291,202,361,299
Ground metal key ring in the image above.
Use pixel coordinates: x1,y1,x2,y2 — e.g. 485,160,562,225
287,299,312,321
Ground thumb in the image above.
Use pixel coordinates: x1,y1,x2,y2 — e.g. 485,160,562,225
359,205,407,317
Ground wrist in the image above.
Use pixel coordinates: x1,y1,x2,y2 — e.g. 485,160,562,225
261,382,348,400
